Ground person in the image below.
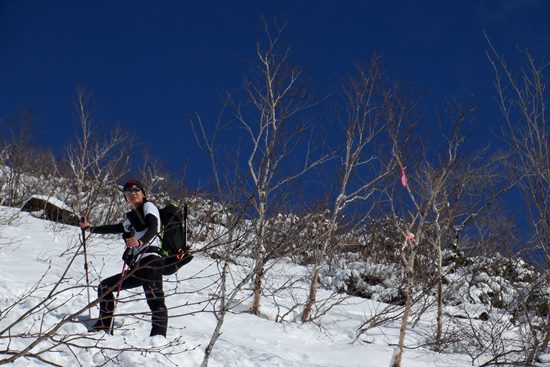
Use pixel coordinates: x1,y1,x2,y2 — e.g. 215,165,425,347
79,179,167,337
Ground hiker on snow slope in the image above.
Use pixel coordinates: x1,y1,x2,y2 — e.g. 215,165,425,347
79,179,167,337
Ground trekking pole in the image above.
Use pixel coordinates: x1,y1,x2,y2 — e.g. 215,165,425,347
109,261,127,335
80,217,92,319
110,228,134,335
183,204,188,249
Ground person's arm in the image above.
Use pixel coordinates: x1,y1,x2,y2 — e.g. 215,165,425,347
80,217,125,234
90,223,125,234
136,214,159,246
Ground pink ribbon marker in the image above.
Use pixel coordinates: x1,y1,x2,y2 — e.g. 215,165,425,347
406,232,415,243
401,166,408,187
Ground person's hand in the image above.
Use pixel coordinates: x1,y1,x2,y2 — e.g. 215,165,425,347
125,237,142,248
79,217,89,230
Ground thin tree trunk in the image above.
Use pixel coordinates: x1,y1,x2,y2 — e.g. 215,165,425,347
301,221,336,321
301,267,321,322
392,242,417,367
201,261,229,367
433,205,444,352
435,248,443,352
252,191,267,315
251,263,264,315
530,299,550,365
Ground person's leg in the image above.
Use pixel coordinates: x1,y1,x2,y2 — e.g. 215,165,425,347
89,273,120,331
89,269,142,332
140,257,168,337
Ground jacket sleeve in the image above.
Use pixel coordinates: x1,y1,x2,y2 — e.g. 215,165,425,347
138,214,159,245
91,223,125,234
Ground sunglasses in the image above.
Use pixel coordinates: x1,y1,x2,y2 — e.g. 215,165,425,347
124,187,142,194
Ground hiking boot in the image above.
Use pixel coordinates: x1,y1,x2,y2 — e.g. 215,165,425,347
88,319,111,333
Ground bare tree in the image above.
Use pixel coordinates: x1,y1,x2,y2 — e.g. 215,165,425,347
191,107,262,366
424,110,503,352
301,59,395,321
0,112,57,207
64,87,134,223
231,20,329,316
384,97,501,365
488,43,550,363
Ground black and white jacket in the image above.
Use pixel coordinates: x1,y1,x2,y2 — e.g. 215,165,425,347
90,201,162,264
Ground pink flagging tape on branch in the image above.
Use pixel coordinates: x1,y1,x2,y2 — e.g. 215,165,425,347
401,166,408,187
406,232,415,243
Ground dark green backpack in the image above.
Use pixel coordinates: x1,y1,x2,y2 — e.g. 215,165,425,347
159,203,193,275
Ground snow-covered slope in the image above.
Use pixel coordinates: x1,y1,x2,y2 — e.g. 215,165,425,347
0,206,546,366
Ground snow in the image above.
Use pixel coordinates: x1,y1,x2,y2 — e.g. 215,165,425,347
21,194,75,212
0,206,546,366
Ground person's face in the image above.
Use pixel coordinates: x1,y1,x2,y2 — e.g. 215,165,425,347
124,186,145,208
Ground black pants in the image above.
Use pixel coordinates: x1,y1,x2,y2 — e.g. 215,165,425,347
97,256,167,337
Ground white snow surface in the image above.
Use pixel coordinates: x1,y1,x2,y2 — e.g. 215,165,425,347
0,206,518,366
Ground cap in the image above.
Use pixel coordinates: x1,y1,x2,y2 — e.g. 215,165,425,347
122,179,146,196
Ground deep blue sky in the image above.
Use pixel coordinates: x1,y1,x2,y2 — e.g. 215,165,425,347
1,1,549,188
